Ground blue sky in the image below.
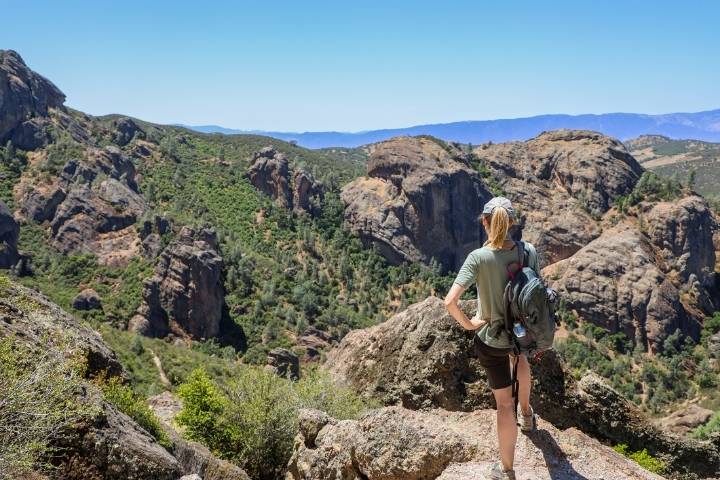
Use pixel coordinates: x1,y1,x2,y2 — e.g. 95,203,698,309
2,0,719,131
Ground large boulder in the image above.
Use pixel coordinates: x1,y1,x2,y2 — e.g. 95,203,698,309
324,296,720,476
72,288,103,311
341,136,493,272
543,221,704,352
0,50,65,150
18,146,147,267
476,130,644,265
129,226,226,341
287,407,664,480
246,146,323,215
0,200,20,268
326,296,491,411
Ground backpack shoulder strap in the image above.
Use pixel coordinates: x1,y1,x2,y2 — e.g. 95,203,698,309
515,240,524,268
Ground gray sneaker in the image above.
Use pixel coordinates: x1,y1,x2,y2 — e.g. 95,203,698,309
519,406,536,433
489,461,516,480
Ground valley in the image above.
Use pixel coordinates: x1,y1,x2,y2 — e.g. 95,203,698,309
1,49,720,479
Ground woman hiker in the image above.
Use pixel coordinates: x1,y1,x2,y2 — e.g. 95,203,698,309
444,196,539,480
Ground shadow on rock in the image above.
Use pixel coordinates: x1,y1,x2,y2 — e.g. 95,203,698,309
528,429,590,480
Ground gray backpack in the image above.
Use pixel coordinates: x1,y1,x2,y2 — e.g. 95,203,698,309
503,241,559,359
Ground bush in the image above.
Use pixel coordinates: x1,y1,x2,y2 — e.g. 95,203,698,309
176,367,369,480
101,376,170,447
613,444,668,475
692,411,720,440
0,337,92,476
176,369,228,451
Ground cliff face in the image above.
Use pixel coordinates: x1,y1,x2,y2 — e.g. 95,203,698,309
0,49,65,150
130,226,226,340
341,136,493,271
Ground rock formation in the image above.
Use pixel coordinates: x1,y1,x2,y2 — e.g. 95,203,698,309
644,195,717,290
129,226,225,340
287,407,664,480
341,136,493,271
0,200,20,268
656,404,713,437
19,146,147,267
246,146,324,215
0,49,65,150
325,296,720,476
476,130,644,265
266,347,300,380
72,288,103,311
543,213,714,351
111,116,145,146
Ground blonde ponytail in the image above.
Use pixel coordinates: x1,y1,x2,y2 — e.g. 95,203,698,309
483,206,512,249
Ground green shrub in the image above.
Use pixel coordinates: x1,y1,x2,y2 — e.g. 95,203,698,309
176,369,228,450
176,367,369,480
101,376,170,447
692,411,720,440
0,337,92,476
613,444,668,475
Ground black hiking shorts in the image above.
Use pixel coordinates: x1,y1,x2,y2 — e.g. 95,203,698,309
474,335,513,390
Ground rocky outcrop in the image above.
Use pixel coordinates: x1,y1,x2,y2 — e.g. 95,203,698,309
246,147,323,215
287,407,664,480
656,404,713,437
0,200,20,268
475,130,644,265
129,226,225,341
0,50,65,150
325,296,720,476
72,288,102,311
543,220,706,352
341,136,493,271
54,398,182,480
0,277,121,378
326,296,491,411
147,392,250,480
19,146,147,267
266,347,300,380
644,195,717,290
297,326,333,361
139,215,171,259
112,117,145,146
0,276,184,479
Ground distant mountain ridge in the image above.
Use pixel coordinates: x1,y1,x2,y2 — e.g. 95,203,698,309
183,109,720,148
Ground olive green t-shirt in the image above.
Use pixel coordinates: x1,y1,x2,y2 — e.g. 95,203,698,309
453,242,538,349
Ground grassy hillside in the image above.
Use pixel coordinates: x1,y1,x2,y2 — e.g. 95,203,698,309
627,135,720,197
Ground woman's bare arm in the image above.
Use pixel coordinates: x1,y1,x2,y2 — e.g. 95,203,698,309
444,283,485,330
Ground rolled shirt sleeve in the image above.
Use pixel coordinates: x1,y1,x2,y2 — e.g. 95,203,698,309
453,250,480,288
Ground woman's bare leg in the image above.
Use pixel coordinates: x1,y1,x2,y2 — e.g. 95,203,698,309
513,354,532,415
492,385,517,471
